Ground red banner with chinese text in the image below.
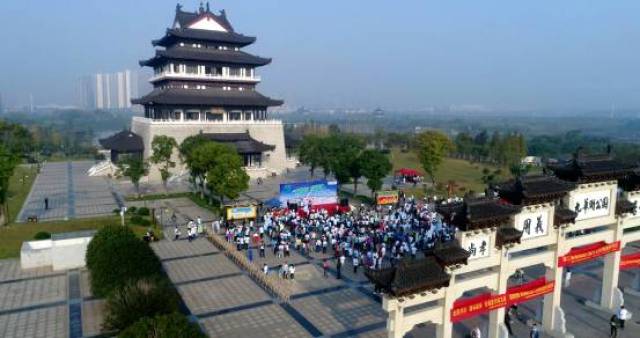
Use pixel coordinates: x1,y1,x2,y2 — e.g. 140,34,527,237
558,241,621,267
620,252,640,270
450,278,555,322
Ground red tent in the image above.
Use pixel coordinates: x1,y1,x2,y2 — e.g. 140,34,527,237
396,168,421,177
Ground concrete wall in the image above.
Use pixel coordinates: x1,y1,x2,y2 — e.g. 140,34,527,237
20,240,53,270
51,237,93,271
20,236,93,271
132,117,291,180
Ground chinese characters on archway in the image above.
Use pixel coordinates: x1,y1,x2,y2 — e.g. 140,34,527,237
573,190,611,221
515,210,549,240
466,235,490,260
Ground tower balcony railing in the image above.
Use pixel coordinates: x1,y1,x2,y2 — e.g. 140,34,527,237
149,72,261,83
132,116,282,125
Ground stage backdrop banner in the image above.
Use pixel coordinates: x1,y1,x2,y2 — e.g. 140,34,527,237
376,191,399,205
226,206,257,220
279,180,338,207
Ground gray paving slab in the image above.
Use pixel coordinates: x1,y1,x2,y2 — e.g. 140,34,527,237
179,274,271,316
200,303,313,338
151,237,219,260
81,299,105,338
290,288,387,336
17,161,119,222
162,254,240,284
0,275,67,312
0,260,61,283
0,305,67,338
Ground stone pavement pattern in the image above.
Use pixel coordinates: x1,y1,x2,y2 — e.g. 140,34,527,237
153,198,390,337
0,258,105,338
18,161,120,222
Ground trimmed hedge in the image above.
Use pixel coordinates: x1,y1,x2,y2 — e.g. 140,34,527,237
85,226,161,297
137,207,150,216
33,231,51,240
104,278,179,331
119,312,205,338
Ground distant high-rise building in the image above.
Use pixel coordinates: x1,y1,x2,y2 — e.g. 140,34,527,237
0,91,4,114
82,70,138,110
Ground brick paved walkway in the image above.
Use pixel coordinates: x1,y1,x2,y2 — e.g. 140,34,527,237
0,259,106,338
152,199,389,337
17,161,120,222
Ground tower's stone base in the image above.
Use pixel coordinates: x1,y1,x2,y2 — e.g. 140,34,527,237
131,117,294,181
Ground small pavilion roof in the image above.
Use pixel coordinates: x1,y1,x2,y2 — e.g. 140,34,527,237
140,48,271,67
98,130,144,152
436,198,521,231
496,175,575,206
153,28,256,47
616,199,637,217
496,227,523,248
201,132,275,154
547,148,635,183
132,88,283,107
619,169,640,192
431,240,470,267
365,257,450,297
554,207,578,226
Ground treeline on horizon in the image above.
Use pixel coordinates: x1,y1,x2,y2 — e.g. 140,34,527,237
1,109,132,159
1,107,639,164
286,123,640,165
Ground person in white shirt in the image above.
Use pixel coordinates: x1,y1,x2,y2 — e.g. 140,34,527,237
471,326,481,338
289,264,295,280
263,264,269,275
618,305,630,329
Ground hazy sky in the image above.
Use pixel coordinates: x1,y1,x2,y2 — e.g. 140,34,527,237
1,0,639,111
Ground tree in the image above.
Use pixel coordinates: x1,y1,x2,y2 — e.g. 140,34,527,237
119,312,206,338
0,145,18,225
85,226,162,297
360,149,392,195
179,134,209,193
325,134,365,189
205,151,249,204
150,135,178,192
298,135,324,177
415,130,454,185
116,156,149,197
103,278,179,331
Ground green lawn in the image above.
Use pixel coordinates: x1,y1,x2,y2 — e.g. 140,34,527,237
0,215,162,260
6,165,37,223
389,148,507,197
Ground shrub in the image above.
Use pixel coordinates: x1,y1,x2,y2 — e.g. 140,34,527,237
130,215,143,224
33,231,51,240
86,226,162,297
137,207,150,216
126,206,137,214
103,278,179,331
119,312,205,338
113,208,121,214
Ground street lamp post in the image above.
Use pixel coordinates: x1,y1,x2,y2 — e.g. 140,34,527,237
120,206,127,226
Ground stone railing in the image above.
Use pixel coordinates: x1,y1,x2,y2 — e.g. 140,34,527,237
206,231,292,302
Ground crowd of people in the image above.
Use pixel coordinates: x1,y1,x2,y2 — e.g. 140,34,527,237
221,194,459,281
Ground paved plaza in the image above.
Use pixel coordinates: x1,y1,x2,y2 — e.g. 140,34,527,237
0,259,104,338
149,198,640,338
17,161,122,222
151,200,391,338
10,164,640,337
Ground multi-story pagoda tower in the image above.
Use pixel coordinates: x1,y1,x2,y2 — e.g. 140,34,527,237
99,3,291,179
